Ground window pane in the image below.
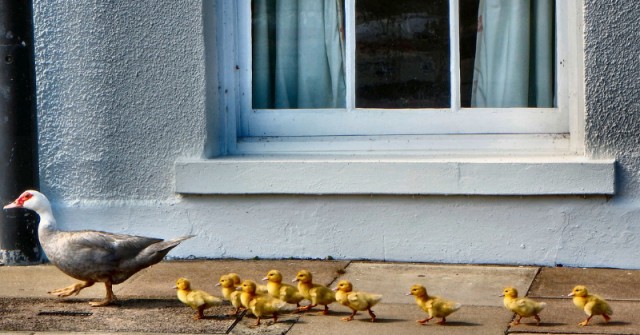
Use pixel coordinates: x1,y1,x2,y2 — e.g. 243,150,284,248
252,0,346,109
356,0,450,108
459,0,480,108
468,0,556,108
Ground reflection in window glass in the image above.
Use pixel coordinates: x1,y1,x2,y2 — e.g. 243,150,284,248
356,0,450,108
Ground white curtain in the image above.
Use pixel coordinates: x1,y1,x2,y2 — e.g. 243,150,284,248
471,0,555,108
252,0,346,109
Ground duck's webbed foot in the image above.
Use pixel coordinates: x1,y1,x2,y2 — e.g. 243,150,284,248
49,281,95,298
89,281,116,307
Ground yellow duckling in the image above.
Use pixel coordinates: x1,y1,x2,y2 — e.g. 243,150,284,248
240,279,286,326
501,287,546,326
216,274,244,315
263,269,304,307
569,285,613,326
174,277,223,320
407,284,461,325
227,273,242,287
293,269,336,314
333,280,382,322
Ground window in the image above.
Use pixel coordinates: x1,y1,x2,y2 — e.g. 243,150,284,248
178,0,615,197
216,0,583,155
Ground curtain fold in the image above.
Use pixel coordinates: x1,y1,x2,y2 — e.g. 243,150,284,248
470,0,555,108
252,0,346,109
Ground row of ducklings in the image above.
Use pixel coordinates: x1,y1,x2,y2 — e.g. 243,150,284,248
175,269,613,328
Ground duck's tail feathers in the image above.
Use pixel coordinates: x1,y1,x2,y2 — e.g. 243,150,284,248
140,235,194,261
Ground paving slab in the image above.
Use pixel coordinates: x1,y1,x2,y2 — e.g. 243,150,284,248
288,304,513,335
528,267,640,300
335,262,539,306
229,312,299,335
0,297,240,334
0,264,106,299
505,298,638,334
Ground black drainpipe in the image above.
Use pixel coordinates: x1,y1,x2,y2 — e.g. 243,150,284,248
0,0,41,265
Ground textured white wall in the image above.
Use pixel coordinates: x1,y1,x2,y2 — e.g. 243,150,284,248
34,1,207,201
32,1,640,269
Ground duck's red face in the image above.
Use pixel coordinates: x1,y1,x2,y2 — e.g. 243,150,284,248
4,191,33,209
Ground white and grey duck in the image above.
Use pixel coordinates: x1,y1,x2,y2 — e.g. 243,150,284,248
3,190,193,307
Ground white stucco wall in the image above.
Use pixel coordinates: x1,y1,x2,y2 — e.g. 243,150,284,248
32,1,640,268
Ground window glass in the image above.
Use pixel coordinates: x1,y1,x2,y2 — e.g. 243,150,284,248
251,0,346,109
356,0,450,108
250,0,556,110
468,0,556,108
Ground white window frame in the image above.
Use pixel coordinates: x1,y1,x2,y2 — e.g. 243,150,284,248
217,0,584,155
175,0,615,196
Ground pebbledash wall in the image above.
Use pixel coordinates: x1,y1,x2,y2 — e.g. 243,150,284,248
32,1,640,268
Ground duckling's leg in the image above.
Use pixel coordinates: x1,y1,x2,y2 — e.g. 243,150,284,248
367,308,377,322
255,316,262,326
320,304,330,315
602,314,611,323
534,314,541,326
297,304,316,312
49,280,95,298
272,312,279,324
509,315,522,326
89,281,116,307
193,306,206,320
578,315,593,326
417,316,433,324
435,317,447,325
341,309,357,321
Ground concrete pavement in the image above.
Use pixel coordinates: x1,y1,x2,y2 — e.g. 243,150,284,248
0,260,638,334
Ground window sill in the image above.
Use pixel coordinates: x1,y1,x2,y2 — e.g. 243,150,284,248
174,155,615,196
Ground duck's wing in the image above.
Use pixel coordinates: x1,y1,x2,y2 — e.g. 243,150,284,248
68,230,163,260
50,230,163,280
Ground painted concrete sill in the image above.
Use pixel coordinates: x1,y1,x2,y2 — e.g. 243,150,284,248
174,156,615,196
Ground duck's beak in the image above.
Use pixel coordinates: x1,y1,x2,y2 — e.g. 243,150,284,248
3,202,19,210
405,293,412,296
215,282,221,287
262,276,268,281
292,278,298,283
173,285,178,290
568,292,575,297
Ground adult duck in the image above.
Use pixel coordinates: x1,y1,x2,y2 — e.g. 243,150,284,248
4,190,193,306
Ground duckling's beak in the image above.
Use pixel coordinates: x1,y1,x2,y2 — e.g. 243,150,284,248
568,292,575,297
262,276,268,281
173,285,178,290
499,294,505,297
292,278,298,283
405,292,412,296
332,287,338,292
215,282,221,287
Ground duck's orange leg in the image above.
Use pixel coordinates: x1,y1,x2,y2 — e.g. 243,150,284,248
89,281,117,307
49,280,95,298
